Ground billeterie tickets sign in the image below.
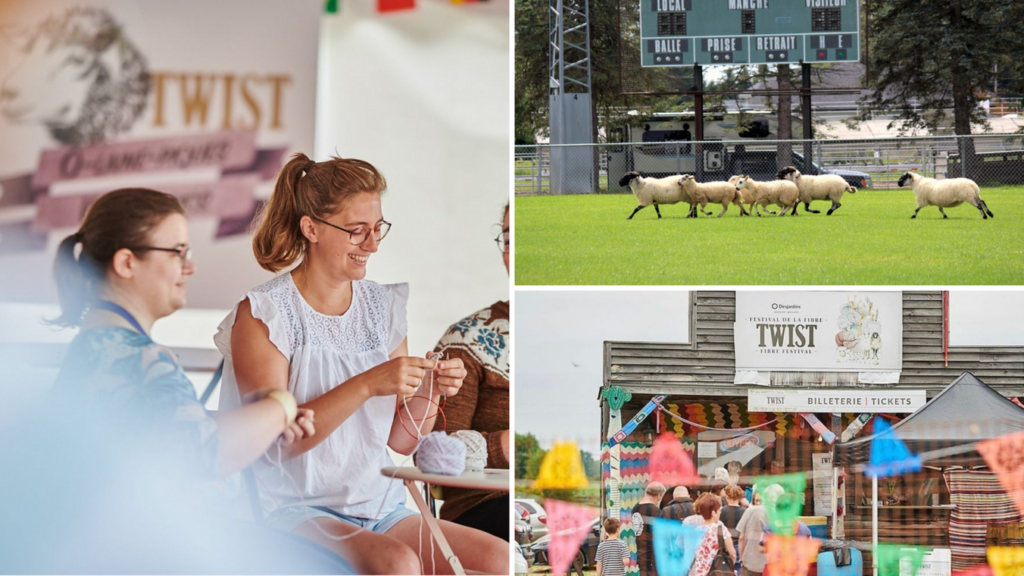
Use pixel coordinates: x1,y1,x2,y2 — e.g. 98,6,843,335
734,292,903,372
748,389,926,413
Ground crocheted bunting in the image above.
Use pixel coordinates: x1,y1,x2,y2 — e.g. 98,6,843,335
649,432,700,486
988,547,1024,576
865,417,922,479
545,499,594,576
952,565,994,576
875,544,929,576
976,430,1024,517
651,518,704,576
754,473,807,537
765,534,821,576
535,442,589,490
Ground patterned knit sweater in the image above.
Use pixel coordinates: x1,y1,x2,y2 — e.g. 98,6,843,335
431,301,509,522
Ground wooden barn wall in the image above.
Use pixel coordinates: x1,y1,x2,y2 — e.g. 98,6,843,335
604,291,1024,397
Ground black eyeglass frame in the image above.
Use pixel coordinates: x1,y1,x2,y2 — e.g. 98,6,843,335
129,245,193,263
494,230,510,254
310,216,392,245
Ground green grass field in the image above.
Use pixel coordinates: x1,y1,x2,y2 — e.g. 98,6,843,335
514,186,1024,285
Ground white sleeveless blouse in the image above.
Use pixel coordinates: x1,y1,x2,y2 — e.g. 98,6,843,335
214,273,409,519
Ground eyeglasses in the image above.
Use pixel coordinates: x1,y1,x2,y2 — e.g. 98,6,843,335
495,230,509,254
311,216,391,245
130,245,193,265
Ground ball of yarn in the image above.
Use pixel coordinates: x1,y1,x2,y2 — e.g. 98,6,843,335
453,430,487,472
417,432,466,476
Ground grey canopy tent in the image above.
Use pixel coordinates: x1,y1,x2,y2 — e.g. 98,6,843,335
835,371,1024,468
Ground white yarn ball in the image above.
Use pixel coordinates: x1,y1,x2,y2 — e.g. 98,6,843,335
417,432,466,476
453,430,488,472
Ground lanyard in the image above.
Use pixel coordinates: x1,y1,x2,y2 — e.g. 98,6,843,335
93,299,148,337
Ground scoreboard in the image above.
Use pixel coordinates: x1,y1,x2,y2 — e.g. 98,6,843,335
640,0,860,67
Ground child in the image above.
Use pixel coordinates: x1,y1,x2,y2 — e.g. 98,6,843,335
596,517,630,576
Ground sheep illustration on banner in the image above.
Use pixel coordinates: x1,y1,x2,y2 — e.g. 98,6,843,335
754,473,807,536
975,430,1024,516
764,534,821,576
652,518,705,576
534,442,589,490
987,547,1024,576
545,499,595,576
875,544,929,576
649,432,700,486
864,417,922,478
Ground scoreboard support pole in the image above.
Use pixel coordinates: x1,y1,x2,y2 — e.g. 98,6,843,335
801,62,814,173
694,63,705,182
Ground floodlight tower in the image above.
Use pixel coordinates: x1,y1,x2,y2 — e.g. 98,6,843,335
548,0,594,194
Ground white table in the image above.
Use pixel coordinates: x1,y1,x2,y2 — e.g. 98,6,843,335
381,466,509,575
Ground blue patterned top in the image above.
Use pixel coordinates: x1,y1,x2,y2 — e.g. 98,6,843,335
54,327,224,484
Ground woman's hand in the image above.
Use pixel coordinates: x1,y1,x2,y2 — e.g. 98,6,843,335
281,408,316,445
432,356,466,397
362,356,436,398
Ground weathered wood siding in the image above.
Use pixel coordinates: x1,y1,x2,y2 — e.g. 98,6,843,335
605,291,1024,397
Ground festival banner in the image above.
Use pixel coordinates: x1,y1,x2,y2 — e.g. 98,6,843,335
0,0,319,306
734,292,903,380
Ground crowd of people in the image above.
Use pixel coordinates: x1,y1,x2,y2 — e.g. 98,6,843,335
596,466,810,576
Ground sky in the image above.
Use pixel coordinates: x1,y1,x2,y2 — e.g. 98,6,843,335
514,290,1024,454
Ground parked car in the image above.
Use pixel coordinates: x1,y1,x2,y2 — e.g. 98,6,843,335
729,150,872,190
514,498,548,540
515,518,534,560
514,543,529,576
531,518,601,569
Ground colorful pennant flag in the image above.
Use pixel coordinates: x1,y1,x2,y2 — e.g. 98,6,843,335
800,413,837,444
976,430,1024,516
875,544,929,576
535,442,589,490
765,534,822,576
378,0,415,12
841,414,873,443
754,473,807,537
864,417,922,478
987,547,1024,576
325,0,339,13
649,432,700,486
545,499,595,576
651,518,705,576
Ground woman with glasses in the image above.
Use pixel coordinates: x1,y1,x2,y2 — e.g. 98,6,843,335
214,154,508,575
428,203,509,540
45,188,347,572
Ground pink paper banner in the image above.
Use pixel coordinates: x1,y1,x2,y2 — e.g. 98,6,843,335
34,175,259,232
545,499,594,576
32,130,258,188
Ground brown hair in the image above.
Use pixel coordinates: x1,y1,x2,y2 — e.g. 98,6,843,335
49,188,185,327
724,485,745,502
252,153,387,273
603,517,621,535
694,493,722,520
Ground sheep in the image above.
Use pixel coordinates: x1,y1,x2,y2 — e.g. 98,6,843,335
0,7,149,145
618,171,697,219
776,166,857,215
734,175,800,216
897,171,994,219
679,174,749,217
728,174,757,215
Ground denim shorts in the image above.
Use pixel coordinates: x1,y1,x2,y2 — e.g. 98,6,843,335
267,504,419,534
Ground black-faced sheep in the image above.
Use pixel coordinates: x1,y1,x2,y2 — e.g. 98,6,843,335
897,171,994,219
619,171,696,219
735,175,800,217
0,7,149,145
776,166,857,215
679,175,749,217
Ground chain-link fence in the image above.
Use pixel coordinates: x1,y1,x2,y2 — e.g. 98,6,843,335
515,134,1024,196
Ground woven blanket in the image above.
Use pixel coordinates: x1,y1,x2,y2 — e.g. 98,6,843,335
944,468,1023,571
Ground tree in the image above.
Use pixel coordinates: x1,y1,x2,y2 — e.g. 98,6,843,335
860,0,1024,170
515,432,543,479
580,449,601,480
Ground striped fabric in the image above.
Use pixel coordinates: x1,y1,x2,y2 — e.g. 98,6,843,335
943,469,1024,571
